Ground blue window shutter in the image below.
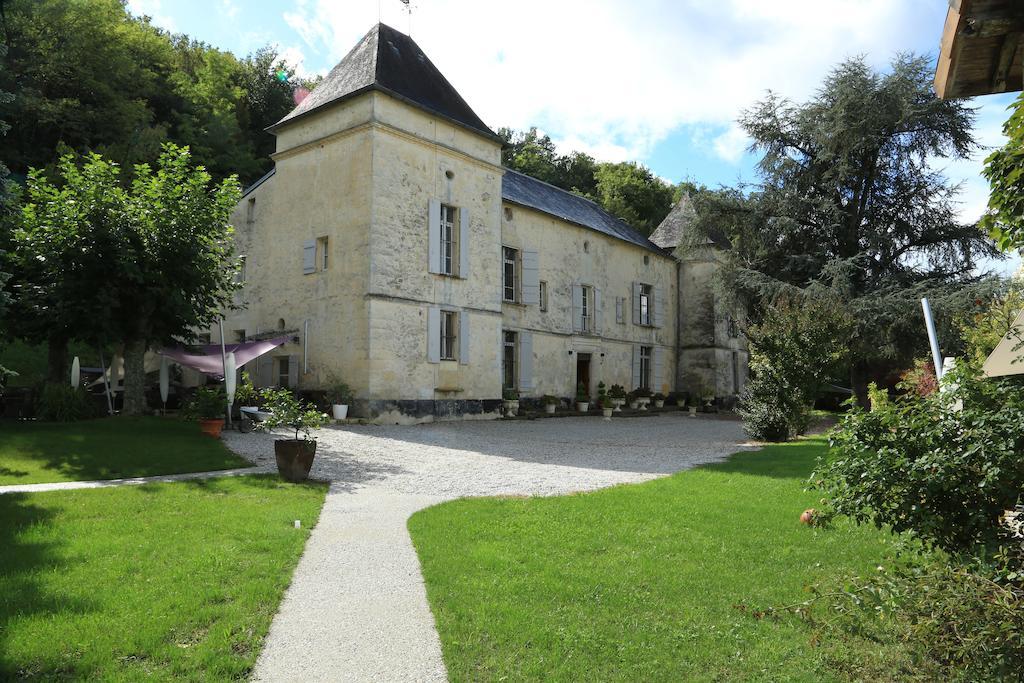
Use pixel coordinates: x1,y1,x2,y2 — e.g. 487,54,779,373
427,307,440,363
632,344,642,389
428,199,441,274
593,288,602,334
654,286,665,328
518,331,533,392
653,347,664,393
571,284,583,332
303,239,316,274
459,311,470,365
521,249,540,305
288,354,299,388
632,282,642,325
459,208,470,278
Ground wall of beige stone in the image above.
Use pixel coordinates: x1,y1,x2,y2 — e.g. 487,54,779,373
501,204,678,398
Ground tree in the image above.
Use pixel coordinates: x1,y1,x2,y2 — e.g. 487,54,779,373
116,144,241,414
982,92,1024,252
593,162,675,236
691,55,999,404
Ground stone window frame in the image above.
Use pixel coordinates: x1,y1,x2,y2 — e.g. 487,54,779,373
440,310,458,361
639,345,652,390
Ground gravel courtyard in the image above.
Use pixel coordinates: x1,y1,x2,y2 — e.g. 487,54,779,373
224,414,752,682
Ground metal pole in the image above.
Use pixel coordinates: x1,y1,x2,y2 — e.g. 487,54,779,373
303,319,309,374
219,318,231,427
98,347,114,415
921,298,944,381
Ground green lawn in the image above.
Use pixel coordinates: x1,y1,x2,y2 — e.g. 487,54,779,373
0,417,249,485
408,438,908,681
0,475,327,680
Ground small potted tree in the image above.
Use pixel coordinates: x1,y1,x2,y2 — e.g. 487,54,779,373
502,388,520,417
600,395,614,420
234,371,258,412
634,386,652,411
575,382,590,412
608,384,627,412
256,388,327,482
188,386,226,438
596,381,608,411
652,392,666,409
542,394,559,414
325,378,353,420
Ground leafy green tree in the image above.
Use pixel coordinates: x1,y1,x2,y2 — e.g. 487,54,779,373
498,127,562,186
982,92,1024,251
117,145,241,414
593,162,675,236
691,55,999,404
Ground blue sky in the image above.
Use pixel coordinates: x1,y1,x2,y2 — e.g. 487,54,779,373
129,0,1020,274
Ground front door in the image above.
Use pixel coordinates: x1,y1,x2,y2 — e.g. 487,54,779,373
576,353,591,397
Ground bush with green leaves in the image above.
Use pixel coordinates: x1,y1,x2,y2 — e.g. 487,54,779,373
183,386,226,421
255,388,326,441
35,384,98,422
738,297,851,441
816,362,1024,556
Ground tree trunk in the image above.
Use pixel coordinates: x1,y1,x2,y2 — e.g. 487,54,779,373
46,334,68,385
122,338,148,415
850,360,870,409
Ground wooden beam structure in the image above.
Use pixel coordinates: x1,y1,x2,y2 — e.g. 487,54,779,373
935,0,1024,99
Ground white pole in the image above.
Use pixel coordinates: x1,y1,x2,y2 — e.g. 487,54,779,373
98,347,114,415
219,318,231,427
921,298,944,381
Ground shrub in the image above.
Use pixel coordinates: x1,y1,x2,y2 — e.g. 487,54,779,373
323,377,352,405
607,384,626,399
256,388,326,440
233,371,258,406
575,383,588,402
817,361,1024,556
502,387,519,401
899,359,938,397
738,297,852,441
35,383,98,421
184,386,226,420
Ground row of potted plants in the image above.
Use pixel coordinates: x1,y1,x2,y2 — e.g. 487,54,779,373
502,382,684,419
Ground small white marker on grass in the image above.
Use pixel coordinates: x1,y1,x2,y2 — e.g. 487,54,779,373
294,519,301,529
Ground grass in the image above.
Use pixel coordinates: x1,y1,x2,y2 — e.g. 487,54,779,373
408,438,906,681
0,475,327,680
0,417,250,485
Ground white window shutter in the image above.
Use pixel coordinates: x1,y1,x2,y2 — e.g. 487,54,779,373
428,199,441,274
427,307,441,363
632,344,642,389
632,282,642,325
459,208,470,278
258,354,272,388
571,284,583,332
459,311,470,365
654,286,665,328
653,347,664,393
593,288,602,334
288,354,299,388
518,331,533,392
521,249,540,305
303,239,316,274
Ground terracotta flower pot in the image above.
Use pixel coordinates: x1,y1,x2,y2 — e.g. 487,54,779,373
274,439,317,482
199,418,225,438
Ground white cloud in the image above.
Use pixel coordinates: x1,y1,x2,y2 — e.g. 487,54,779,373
711,125,751,164
277,45,317,79
220,0,240,20
125,0,177,31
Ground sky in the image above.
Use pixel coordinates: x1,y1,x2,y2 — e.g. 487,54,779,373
128,0,1020,275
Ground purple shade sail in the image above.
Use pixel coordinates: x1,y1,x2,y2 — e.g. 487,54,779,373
158,336,291,379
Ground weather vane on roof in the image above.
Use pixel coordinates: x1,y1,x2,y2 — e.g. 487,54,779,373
399,0,414,35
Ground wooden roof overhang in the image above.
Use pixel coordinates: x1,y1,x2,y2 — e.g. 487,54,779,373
935,0,1024,99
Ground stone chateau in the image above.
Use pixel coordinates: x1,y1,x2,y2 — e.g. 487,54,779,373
211,23,747,422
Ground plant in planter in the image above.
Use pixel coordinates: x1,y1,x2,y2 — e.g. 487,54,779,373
234,371,258,409
575,382,590,412
608,384,627,412
502,387,520,417
187,386,227,438
542,394,559,414
597,382,608,406
634,386,652,411
600,395,614,420
652,392,666,408
256,388,328,482
324,377,353,420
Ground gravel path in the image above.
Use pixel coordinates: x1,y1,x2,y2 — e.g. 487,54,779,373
225,414,752,682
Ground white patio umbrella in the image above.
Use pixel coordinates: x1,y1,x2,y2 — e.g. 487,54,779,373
159,356,170,410
70,356,80,388
225,352,237,406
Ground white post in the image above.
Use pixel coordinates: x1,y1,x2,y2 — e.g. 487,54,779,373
921,298,944,381
219,318,231,427
98,347,114,415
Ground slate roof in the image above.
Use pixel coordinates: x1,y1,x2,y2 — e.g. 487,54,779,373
270,23,498,141
501,169,666,255
649,193,730,251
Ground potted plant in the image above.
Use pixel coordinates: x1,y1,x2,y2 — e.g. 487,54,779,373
600,395,614,420
325,377,353,420
634,386,652,411
596,381,608,408
234,371,258,410
652,392,666,409
542,394,559,414
608,384,627,412
575,382,590,412
188,386,226,438
502,388,520,417
256,388,327,482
